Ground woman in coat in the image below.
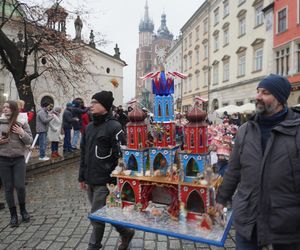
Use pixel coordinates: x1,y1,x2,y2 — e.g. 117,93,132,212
0,100,33,227
48,107,62,158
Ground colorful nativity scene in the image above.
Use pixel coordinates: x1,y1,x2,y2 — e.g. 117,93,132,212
90,70,235,246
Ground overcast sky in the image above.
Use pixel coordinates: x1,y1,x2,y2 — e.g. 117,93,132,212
33,0,205,102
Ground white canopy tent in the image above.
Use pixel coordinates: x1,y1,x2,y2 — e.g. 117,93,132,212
214,105,240,116
237,103,255,114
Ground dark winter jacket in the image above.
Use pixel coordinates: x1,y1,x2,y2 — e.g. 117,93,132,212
78,113,125,185
71,107,88,131
216,108,300,246
62,108,74,129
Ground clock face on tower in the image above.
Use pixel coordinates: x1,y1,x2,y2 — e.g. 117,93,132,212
155,46,166,64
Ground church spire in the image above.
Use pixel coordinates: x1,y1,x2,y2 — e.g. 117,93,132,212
157,12,173,40
144,0,149,21
139,0,154,33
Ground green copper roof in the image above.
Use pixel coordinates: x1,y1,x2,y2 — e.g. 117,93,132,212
0,0,25,19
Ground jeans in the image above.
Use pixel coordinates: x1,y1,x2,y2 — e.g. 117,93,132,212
0,157,26,208
87,185,131,249
63,128,72,151
236,231,300,250
51,141,59,152
38,132,47,158
72,130,80,148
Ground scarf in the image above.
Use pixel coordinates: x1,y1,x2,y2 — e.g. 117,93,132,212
258,107,288,153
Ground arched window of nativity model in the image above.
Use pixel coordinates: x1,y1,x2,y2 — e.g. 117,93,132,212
128,154,138,171
186,158,199,176
186,190,205,213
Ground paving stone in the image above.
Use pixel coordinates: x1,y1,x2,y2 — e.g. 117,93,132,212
76,243,88,250
65,237,81,248
60,228,75,236
48,241,65,250
157,241,168,250
131,238,144,248
0,231,10,240
44,234,58,240
157,234,167,241
25,237,41,248
182,243,197,250
0,244,8,250
36,240,53,249
18,232,34,241
169,239,182,249
25,225,40,233
145,232,156,240
144,240,156,249
105,237,118,246
56,236,70,242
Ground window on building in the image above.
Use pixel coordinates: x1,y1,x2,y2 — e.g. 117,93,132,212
238,53,246,77
184,79,187,93
196,50,200,64
223,61,229,81
298,0,300,24
255,3,264,26
184,57,187,71
189,33,192,47
204,42,208,59
213,63,219,84
214,8,219,25
223,28,229,46
214,34,219,51
224,0,229,17
184,38,187,50
276,48,290,76
195,71,200,89
188,54,192,68
239,16,246,36
254,47,263,72
196,26,200,41
297,44,300,73
204,69,208,86
188,75,192,92
278,8,287,33
203,18,208,34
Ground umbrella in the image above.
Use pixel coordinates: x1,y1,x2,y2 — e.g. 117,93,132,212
214,105,239,116
237,103,255,114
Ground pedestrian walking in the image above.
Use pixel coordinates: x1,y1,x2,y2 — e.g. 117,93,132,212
79,91,134,250
0,100,33,227
62,103,76,153
48,107,62,158
36,102,54,161
215,74,300,249
71,99,88,149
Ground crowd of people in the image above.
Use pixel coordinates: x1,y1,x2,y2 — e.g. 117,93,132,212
0,74,300,250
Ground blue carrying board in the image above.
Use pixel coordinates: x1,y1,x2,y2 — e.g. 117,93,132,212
89,206,233,247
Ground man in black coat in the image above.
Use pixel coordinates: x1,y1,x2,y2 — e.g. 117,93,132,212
79,91,134,250
216,74,300,250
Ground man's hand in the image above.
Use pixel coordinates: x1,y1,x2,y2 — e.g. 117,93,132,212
79,181,87,190
215,203,225,213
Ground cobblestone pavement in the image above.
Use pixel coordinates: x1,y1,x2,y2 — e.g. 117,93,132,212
0,163,236,250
